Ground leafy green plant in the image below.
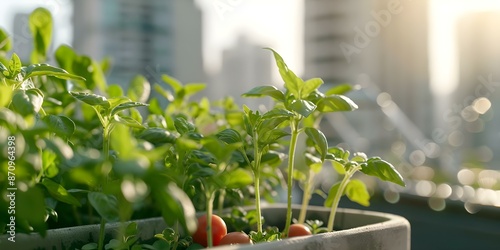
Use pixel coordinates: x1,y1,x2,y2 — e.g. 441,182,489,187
242,48,359,236
1,7,407,249
1,8,197,250
242,48,404,236
324,149,404,231
69,91,148,249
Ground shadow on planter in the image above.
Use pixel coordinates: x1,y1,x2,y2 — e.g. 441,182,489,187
0,204,410,250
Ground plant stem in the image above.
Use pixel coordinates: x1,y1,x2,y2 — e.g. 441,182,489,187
252,132,264,233
206,191,216,248
253,166,262,233
326,167,358,232
297,171,314,224
97,124,111,250
102,125,111,163
217,189,226,216
283,119,300,237
97,218,106,250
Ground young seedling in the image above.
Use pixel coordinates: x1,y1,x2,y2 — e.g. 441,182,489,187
324,148,405,231
70,91,147,250
295,83,357,224
243,48,358,236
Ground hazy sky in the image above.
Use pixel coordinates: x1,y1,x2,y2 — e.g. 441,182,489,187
0,0,73,47
429,0,500,95
0,0,303,81
4,0,500,95
196,0,304,77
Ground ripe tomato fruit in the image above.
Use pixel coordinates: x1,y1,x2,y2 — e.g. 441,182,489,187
219,232,253,245
287,224,312,238
192,214,227,247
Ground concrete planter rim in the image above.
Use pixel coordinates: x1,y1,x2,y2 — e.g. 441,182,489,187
209,204,410,250
0,204,410,250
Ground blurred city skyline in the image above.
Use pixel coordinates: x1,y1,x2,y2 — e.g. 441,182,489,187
2,0,500,175
2,1,500,93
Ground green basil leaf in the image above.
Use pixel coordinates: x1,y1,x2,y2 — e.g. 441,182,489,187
261,108,294,120
41,179,81,206
17,187,47,236
265,48,301,98
88,192,120,222
154,183,197,235
113,115,145,129
325,83,353,95
42,150,58,178
331,160,346,175
54,45,76,71
316,95,358,113
216,128,242,144
70,92,110,108
351,152,368,163
81,243,98,250
183,83,206,97
8,53,22,78
128,74,151,103
161,74,183,93
289,99,316,117
362,157,405,186
24,64,85,81
305,127,328,161
324,182,341,208
345,179,370,206
0,28,12,52
107,84,124,98
0,84,13,107
221,168,253,189
174,116,195,135
29,7,52,63
110,124,133,157
137,128,176,145
110,101,148,116
202,136,240,161
71,55,106,91
305,153,323,173
11,89,44,116
43,115,75,139
148,98,164,115
259,129,289,146
108,96,131,110
328,147,350,161
301,78,323,99
242,85,285,101
130,108,143,125
257,108,293,136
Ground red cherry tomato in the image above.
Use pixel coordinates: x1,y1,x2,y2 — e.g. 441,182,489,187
192,214,227,247
219,232,253,245
287,224,312,238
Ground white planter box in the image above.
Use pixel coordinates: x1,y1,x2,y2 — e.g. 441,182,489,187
0,204,410,250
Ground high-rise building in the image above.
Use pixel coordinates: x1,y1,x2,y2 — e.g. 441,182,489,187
72,0,204,87
210,35,273,109
304,0,433,155
12,13,33,62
